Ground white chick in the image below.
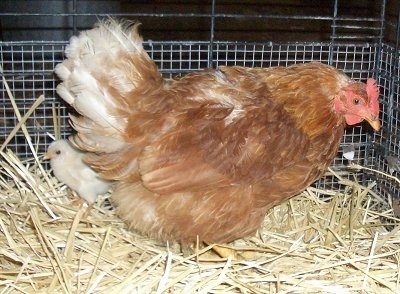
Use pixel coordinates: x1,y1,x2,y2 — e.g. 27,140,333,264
44,139,112,212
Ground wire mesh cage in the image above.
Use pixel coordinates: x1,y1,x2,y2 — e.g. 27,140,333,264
1,0,399,195
1,0,400,291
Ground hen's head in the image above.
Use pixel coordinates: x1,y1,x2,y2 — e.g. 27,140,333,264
333,78,380,131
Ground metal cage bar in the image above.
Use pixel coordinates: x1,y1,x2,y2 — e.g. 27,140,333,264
0,0,399,198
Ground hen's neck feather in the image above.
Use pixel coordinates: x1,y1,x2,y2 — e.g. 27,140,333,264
255,63,348,138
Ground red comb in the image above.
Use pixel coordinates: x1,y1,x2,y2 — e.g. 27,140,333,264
366,78,380,115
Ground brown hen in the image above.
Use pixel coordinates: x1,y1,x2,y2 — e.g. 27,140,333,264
55,19,380,244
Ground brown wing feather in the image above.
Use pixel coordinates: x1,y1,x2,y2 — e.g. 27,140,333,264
138,72,312,195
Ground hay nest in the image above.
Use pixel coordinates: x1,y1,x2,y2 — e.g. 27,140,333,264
1,74,400,293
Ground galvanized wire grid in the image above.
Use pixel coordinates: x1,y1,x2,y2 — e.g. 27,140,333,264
0,0,399,196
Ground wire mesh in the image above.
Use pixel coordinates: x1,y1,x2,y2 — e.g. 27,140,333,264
0,0,399,199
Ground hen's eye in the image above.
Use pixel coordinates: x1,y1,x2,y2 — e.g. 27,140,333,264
56,150,61,155
353,98,360,105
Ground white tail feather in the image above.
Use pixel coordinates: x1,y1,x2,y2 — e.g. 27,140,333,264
68,66,125,131
55,84,75,105
55,18,161,161
54,63,71,81
64,19,143,60
55,19,146,131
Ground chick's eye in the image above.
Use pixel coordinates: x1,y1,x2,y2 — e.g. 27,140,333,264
353,98,361,105
56,150,61,155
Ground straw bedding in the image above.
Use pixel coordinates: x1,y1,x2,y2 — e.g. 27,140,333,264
1,76,400,293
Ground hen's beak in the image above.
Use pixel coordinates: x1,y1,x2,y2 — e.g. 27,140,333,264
43,153,51,160
365,116,381,131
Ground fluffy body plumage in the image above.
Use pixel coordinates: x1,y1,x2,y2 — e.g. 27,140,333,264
44,140,112,205
55,19,380,243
